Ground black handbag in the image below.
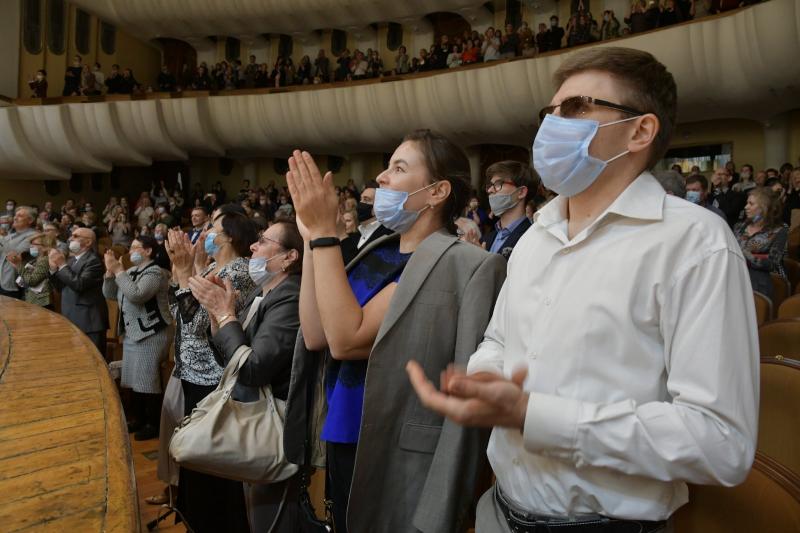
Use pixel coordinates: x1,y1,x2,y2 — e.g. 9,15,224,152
298,466,333,533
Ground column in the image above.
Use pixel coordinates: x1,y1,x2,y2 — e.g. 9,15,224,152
466,146,483,191
764,113,791,169
348,154,367,187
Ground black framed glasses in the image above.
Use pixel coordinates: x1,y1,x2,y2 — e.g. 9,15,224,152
538,96,645,125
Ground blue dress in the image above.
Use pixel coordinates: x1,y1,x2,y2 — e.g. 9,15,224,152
320,242,411,444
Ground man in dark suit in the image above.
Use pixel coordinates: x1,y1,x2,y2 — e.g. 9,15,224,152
187,206,209,244
481,160,537,260
341,180,393,264
49,227,109,358
710,166,746,228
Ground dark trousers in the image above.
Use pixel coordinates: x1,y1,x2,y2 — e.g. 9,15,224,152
176,380,249,533
130,391,162,428
326,441,357,533
86,331,106,360
0,288,23,300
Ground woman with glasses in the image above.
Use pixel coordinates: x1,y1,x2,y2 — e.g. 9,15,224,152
287,130,506,533
188,221,303,532
5,232,56,308
102,235,172,441
165,210,258,533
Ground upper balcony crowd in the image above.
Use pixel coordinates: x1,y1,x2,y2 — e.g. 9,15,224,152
24,0,763,99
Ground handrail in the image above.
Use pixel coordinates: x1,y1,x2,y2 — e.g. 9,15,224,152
11,5,759,107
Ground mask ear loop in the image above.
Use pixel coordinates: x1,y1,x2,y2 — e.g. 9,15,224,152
597,115,640,164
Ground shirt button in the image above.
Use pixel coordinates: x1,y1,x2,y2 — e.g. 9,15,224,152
561,248,570,254
530,352,537,360
512,458,521,466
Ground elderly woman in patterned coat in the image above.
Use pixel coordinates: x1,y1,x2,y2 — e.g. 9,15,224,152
103,234,173,441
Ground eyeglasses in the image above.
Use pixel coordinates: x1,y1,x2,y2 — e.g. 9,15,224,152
538,96,645,125
258,234,285,248
485,179,517,194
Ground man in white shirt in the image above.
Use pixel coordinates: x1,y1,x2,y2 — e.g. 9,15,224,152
408,47,758,532
0,206,36,299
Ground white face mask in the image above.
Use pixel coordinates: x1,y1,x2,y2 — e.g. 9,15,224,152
68,240,82,254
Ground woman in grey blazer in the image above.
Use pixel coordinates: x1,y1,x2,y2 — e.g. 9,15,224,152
288,130,507,533
103,234,172,441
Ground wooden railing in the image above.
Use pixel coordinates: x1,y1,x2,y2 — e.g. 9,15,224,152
0,297,139,532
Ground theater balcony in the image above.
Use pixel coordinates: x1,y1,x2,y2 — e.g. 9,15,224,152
0,0,798,181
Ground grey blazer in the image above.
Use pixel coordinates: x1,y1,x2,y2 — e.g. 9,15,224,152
102,261,172,342
50,251,108,334
282,230,506,533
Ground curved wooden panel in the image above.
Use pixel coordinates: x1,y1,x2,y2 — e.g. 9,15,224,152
0,297,139,532
758,356,800,475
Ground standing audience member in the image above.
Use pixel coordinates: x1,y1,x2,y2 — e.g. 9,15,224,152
600,10,621,39
711,166,747,227
395,46,410,74
549,16,565,50
654,169,686,197
5,232,56,308
289,129,506,533
105,64,124,94
482,161,537,259
93,63,106,90
733,187,789,299
0,206,37,299
189,221,304,533
685,175,726,219
188,207,209,244
734,164,757,193
157,65,177,92
28,70,48,98
408,46,758,533
165,209,257,533
783,168,800,225
103,235,172,440
63,55,83,96
48,227,108,357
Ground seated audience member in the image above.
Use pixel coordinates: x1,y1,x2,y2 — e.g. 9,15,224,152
48,227,109,356
28,69,48,98
684,174,727,219
5,232,56,308
118,68,141,94
783,168,800,225
165,210,257,533
0,206,37,299
188,206,209,244
81,65,101,95
711,166,746,227
408,47,758,533
288,130,506,533
157,65,177,92
654,169,686,197
192,65,213,90
733,163,757,192
482,161,537,259
103,235,172,441
189,220,303,532
733,187,788,298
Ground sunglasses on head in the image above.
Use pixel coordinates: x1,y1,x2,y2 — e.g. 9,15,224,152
538,96,645,125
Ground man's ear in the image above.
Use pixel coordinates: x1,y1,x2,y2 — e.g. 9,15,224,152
627,114,659,156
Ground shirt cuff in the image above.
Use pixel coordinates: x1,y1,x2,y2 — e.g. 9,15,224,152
522,392,581,457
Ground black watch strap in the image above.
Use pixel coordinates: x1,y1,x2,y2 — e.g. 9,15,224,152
309,236,340,249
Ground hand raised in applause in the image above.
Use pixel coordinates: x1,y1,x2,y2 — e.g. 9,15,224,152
48,248,66,270
165,228,194,287
103,250,123,277
286,150,340,240
406,361,529,431
188,275,236,334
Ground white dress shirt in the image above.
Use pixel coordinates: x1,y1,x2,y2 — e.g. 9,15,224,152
468,173,759,520
357,219,381,249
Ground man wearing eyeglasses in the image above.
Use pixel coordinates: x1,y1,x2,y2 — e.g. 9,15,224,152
408,47,758,532
482,161,537,260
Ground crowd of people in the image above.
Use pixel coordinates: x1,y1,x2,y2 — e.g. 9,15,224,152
26,1,764,98
0,44,792,533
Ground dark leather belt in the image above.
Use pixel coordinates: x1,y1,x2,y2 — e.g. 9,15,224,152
494,486,666,533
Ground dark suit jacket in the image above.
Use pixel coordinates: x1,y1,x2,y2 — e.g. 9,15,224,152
341,223,393,265
713,189,746,228
212,275,300,402
50,251,108,334
482,217,532,261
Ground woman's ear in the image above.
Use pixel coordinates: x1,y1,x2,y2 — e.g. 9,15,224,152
430,180,452,208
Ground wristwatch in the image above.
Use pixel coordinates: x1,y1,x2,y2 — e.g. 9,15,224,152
309,237,340,250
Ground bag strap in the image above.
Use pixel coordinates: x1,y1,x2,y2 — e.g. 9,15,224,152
216,344,254,393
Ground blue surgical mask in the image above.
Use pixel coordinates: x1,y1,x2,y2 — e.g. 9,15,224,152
204,232,220,256
373,182,437,234
685,190,702,204
248,253,286,285
533,114,637,197
130,252,144,265
29,246,39,258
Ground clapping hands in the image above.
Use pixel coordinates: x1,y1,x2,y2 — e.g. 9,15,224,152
286,150,340,241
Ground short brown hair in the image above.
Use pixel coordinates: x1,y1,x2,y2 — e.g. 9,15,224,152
553,47,677,170
402,129,471,235
485,160,540,200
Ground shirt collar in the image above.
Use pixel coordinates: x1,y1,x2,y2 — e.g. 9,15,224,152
358,218,380,236
496,215,528,234
533,172,665,231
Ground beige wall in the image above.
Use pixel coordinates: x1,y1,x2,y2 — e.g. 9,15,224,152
0,0,21,98
671,119,767,172
18,1,161,97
